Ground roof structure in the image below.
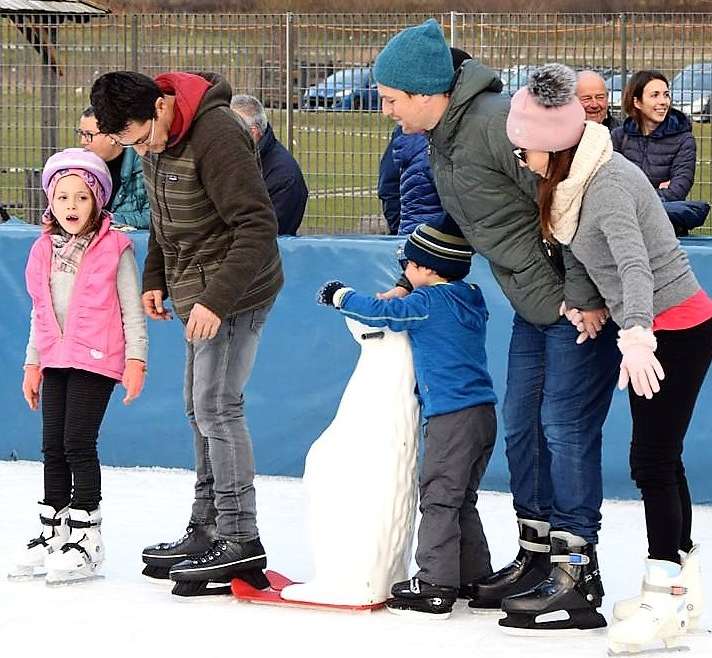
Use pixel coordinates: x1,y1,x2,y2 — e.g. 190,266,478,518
0,1,108,13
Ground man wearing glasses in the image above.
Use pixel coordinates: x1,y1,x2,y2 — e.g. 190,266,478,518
76,106,150,229
90,71,283,596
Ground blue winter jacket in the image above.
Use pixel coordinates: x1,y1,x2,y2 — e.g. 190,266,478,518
109,148,150,229
258,123,309,235
611,109,697,202
377,129,401,235
338,281,497,418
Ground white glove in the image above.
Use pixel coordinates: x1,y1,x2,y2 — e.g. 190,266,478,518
617,326,665,399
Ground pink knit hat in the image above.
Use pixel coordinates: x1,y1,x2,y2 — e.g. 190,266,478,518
506,64,586,152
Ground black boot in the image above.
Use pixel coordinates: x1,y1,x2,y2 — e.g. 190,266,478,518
468,518,550,610
499,530,606,634
169,537,269,597
386,577,458,619
141,522,216,579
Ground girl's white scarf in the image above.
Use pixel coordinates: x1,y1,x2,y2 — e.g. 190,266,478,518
549,121,613,245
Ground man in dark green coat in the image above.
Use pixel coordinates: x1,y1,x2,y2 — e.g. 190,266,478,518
372,19,620,632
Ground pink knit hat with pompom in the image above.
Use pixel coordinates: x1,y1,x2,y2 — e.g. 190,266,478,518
506,63,586,152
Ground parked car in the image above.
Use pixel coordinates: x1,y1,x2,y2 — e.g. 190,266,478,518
303,67,379,111
605,72,627,113
670,62,712,123
498,65,539,96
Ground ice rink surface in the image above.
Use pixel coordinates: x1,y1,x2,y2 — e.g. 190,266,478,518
1,461,710,657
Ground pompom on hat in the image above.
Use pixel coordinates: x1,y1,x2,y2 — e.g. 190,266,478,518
506,63,586,152
374,19,455,95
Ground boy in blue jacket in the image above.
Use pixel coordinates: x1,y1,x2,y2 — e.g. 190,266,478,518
317,223,497,618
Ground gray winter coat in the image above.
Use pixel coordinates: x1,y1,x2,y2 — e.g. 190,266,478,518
428,61,603,325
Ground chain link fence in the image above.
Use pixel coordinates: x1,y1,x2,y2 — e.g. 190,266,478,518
2,11,712,234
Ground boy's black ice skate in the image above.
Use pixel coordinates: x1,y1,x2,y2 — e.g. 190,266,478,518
499,530,607,635
386,577,457,619
141,522,216,579
469,518,550,611
169,537,269,597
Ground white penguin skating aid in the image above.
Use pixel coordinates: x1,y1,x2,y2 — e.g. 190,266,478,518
608,559,690,655
276,318,421,607
45,507,105,586
8,503,69,580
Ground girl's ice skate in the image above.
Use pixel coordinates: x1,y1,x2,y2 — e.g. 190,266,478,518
613,545,704,633
8,503,69,580
608,559,689,655
45,507,104,586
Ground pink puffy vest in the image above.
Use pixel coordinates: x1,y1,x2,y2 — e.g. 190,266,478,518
25,218,133,381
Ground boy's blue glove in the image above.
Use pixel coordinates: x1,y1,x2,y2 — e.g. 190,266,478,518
316,280,352,308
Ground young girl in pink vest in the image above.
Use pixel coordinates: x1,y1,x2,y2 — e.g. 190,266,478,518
10,148,148,585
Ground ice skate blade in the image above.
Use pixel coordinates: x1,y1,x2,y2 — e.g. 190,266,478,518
607,640,690,656
171,580,232,597
141,564,171,580
468,605,506,617
45,573,104,587
7,570,46,582
385,605,451,620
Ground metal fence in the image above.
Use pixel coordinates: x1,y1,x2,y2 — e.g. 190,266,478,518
2,11,712,234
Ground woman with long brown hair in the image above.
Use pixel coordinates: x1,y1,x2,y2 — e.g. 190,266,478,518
507,63,712,655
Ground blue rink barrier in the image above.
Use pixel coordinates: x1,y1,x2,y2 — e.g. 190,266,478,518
1,223,711,503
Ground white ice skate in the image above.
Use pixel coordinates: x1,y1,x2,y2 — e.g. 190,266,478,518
8,503,69,580
608,559,690,655
613,545,704,633
45,507,104,586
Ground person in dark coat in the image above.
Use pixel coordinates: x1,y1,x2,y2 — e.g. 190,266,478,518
611,70,704,235
231,94,309,235
377,47,472,236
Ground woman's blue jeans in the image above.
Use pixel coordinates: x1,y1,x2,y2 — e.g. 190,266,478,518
502,314,620,544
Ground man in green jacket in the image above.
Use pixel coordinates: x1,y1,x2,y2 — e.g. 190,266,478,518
90,71,283,596
77,106,150,229
372,20,620,632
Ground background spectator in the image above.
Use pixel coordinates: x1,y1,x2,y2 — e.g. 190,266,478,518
77,106,150,229
231,95,308,236
612,70,707,235
576,70,620,130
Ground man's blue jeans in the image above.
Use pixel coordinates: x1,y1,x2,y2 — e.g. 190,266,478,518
503,314,620,543
185,305,271,541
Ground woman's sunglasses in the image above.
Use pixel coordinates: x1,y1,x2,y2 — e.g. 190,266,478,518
512,147,528,164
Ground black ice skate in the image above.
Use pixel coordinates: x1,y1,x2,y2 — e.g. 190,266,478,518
499,530,607,635
141,522,216,579
385,577,458,619
169,537,269,597
469,518,551,611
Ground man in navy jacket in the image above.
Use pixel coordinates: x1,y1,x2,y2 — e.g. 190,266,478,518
231,95,309,235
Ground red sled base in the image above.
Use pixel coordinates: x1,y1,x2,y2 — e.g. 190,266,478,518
231,570,383,612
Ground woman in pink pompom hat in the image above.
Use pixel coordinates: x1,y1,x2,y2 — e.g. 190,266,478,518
506,63,712,653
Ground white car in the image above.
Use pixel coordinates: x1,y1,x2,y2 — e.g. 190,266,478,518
671,62,712,123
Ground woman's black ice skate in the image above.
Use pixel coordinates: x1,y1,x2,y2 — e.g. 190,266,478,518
498,531,607,635
169,537,269,597
386,577,457,619
469,518,550,611
141,522,216,579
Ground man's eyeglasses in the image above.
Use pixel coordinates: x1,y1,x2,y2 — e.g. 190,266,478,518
74,128,100,143
113,118,155,149
512,147,528,164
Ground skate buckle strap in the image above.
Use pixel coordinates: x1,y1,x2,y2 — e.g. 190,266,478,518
27,536,49,549
39,515,62,527
519,538,551,553
550,552,589,565
67,517,101,530
643,582,687,596
61,541,90,558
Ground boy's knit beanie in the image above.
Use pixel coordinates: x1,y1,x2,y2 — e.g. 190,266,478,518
506,63,586,152
403,224,473,280
374,19,455,95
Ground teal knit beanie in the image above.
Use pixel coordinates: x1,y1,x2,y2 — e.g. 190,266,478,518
374,19,455,95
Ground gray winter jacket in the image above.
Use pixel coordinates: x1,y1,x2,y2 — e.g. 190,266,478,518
428,61,604,325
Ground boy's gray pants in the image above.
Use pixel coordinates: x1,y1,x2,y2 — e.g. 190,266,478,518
415,404,497,589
